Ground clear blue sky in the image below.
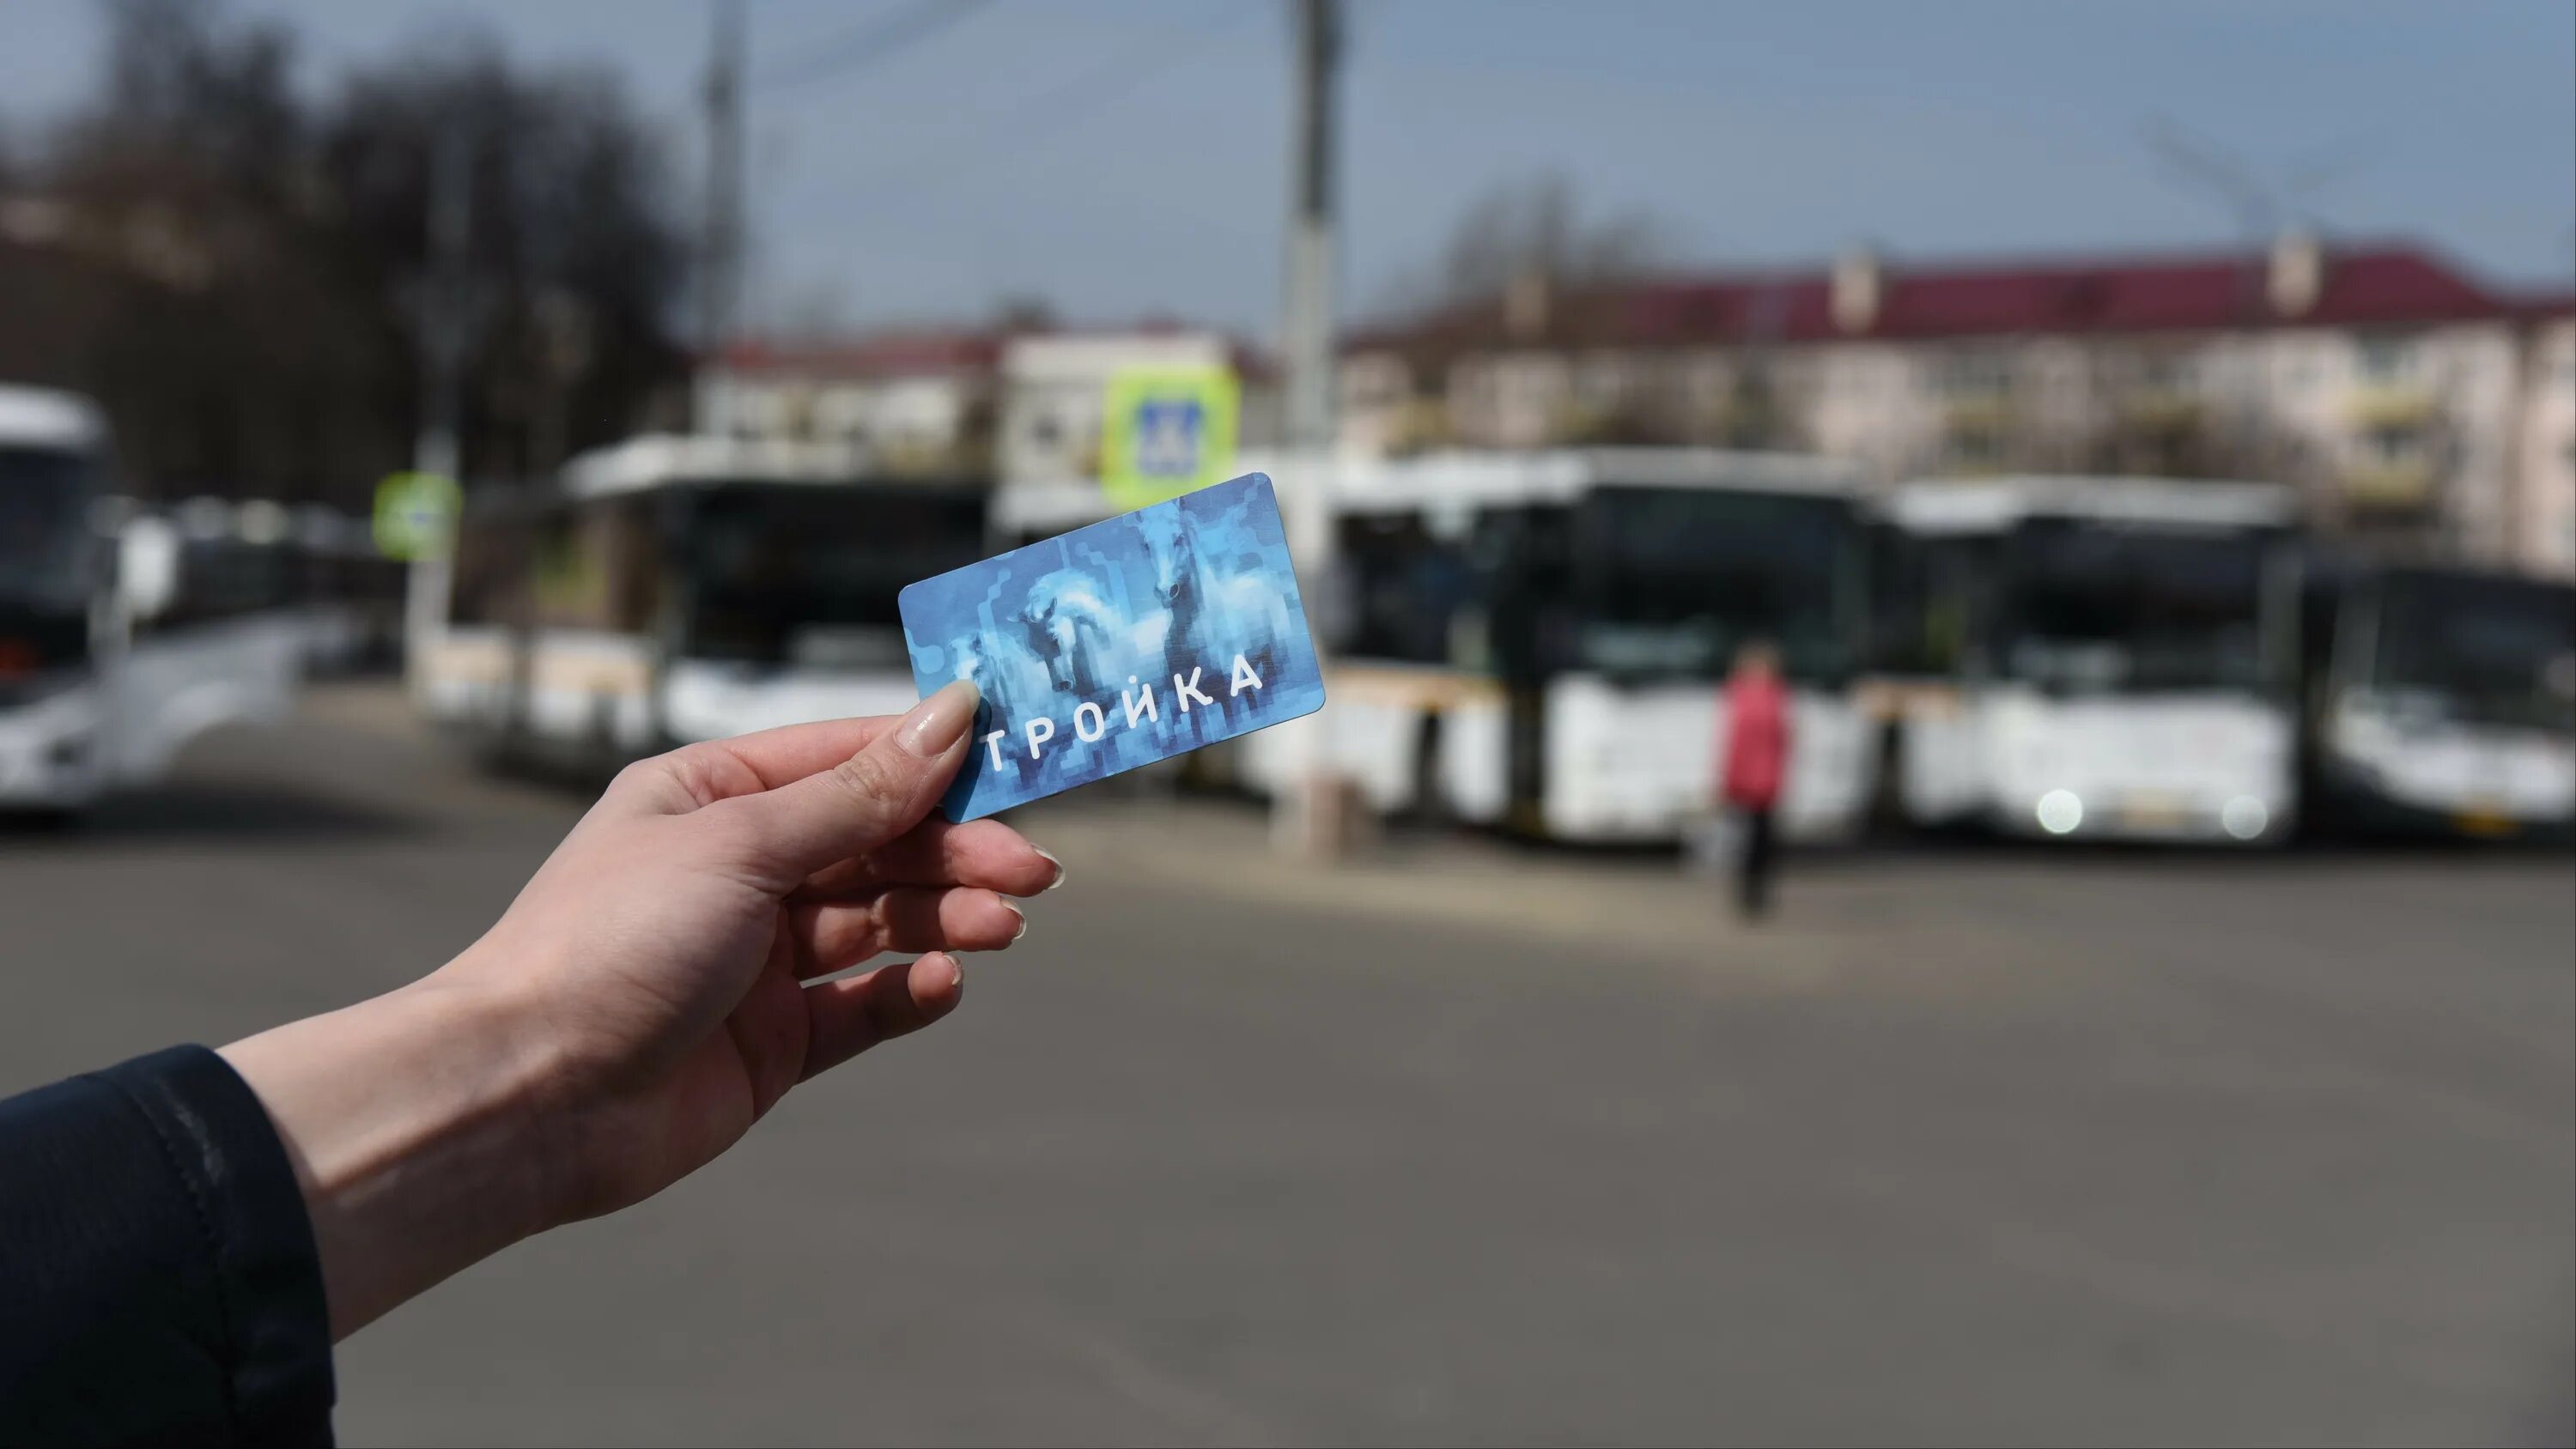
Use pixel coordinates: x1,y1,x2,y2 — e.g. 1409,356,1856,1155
5,0,2571,338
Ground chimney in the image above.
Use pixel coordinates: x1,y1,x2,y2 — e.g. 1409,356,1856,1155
1832,246,1883,334
2268,228,2325,318
1504,266,1552,339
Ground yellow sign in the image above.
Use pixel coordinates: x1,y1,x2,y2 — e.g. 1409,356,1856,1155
374,472,460,561
1100,364,1239,510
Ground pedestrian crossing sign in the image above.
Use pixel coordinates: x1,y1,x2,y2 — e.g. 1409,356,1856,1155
1101,364,1239,510
374,471,461,561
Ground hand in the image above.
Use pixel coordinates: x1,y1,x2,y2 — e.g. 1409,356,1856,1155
219,681,1058,1337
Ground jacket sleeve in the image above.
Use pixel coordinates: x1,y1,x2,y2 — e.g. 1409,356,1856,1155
0,1046,337,1446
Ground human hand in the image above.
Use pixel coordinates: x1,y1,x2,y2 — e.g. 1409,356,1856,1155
220,681,1059,1336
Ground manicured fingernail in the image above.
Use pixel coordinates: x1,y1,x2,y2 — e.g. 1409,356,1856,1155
1034,846,1066,892
1002,901,1028,943
896,680,980,758
932,952,963,991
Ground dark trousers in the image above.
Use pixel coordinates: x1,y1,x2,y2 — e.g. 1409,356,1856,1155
1734,805,1777,917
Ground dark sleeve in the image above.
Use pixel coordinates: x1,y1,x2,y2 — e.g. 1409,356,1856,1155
0,1046,337,1447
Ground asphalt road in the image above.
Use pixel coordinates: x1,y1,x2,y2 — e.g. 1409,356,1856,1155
4,686,2571,1447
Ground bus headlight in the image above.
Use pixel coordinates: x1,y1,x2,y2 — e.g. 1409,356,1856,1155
2035,789,2084,835
2221,796,2269,841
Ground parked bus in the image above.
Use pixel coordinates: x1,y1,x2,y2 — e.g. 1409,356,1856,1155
1239,449,1879,843
2301,557,2575,840
1,385,302,815
289,505,406,673
1879,475,2302,845
420,435,987,771
990,476,1115,551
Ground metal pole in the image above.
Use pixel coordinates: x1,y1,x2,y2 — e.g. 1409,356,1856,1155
404,124,471,700
1275,0,1344,858
697,0,746,425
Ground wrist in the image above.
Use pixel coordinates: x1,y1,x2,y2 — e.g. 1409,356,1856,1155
220,976,574,1337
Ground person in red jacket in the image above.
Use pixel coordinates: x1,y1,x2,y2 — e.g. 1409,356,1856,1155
1717,640,1792,918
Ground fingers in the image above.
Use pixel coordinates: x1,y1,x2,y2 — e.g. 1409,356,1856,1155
607,715,903,815
800,952,965,1082
791,817,1063,901
712,681,982,888
787,887,1024,977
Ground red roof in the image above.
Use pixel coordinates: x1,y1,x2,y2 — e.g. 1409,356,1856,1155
717,322,1278,382
717,330,1004,378
1349,244,2537,354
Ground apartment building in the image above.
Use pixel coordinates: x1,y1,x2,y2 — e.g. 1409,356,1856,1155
1340,238,2576,578
693,330,1004,476
696,325,1278,488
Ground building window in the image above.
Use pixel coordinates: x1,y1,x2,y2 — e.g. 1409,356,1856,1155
1936,349,2012,397
2360,424,2427,467
2354,334,2419,385
2139,354,2197,394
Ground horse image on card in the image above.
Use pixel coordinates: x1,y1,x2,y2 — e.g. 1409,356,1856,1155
899,472,1326,822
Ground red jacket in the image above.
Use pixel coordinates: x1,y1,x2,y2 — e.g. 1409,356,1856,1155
1719,673,1790,809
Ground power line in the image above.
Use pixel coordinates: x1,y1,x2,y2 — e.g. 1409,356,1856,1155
833,13,1254,197
753,0,994,94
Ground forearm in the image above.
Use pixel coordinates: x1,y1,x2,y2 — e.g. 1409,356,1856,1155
219,979,568,1339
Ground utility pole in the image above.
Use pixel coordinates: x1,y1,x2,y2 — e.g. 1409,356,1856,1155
1275,0,1345,858
404,124,473,700
416,126,471,485
698,0,747,425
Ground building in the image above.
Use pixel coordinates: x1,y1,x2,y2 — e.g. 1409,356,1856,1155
1340,238,2576,578
694,330,1005,475
999,330,1277,485
695,324,1279,488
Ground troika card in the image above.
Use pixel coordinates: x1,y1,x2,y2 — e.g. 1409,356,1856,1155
899,472,1327,822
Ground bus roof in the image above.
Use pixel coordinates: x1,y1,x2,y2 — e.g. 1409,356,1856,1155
1883,475,2299,534
992,477,1117,536
1237,447,1868,514
561,433,881,499
0,385,106,452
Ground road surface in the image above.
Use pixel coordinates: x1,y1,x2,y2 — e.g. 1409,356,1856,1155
3,686,2569,1446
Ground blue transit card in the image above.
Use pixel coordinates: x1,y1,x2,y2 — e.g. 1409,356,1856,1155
899,472,1327,822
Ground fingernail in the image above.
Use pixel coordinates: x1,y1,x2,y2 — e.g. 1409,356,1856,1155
1034,846,1066,892
1002,901,1028,943
931,952,963,991
896,680,980,758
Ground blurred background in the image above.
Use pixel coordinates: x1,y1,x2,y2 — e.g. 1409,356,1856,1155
3,1,2572,1444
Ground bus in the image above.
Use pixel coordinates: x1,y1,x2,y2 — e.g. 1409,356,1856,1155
2,385,303,815
421,434,988,771
1879,475,2303,845
0,386,114,811
2301,558,2575,840
990,476,1115,551
289,505,407,674
1240,448,1880,844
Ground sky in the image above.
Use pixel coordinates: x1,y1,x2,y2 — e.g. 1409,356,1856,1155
4,0,2572,342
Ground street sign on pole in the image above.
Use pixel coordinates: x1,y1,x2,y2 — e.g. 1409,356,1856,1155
374,471,461,561
1100,364,1240,511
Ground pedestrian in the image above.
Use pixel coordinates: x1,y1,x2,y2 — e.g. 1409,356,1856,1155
0,681,1060,1447
1717,640,1792,919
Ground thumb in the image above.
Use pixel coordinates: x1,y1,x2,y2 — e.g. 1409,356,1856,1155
728,680,982,885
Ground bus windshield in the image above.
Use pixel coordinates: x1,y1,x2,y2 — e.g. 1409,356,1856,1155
0,445,96,610
1571,486,1861,684
2374,572,2576,731
681,485,986,670
1999,519,2275,694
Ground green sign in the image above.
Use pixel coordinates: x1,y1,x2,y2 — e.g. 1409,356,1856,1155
374,471,461,561
1100,364,1240,510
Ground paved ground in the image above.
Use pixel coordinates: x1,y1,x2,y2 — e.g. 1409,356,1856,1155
4,685,2571,1446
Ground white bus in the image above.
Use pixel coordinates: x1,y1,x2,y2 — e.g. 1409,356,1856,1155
2303,559,2575,840
1,386,302,815
1241,449,1880,843
420,434,987,770
1881,476,2303,845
